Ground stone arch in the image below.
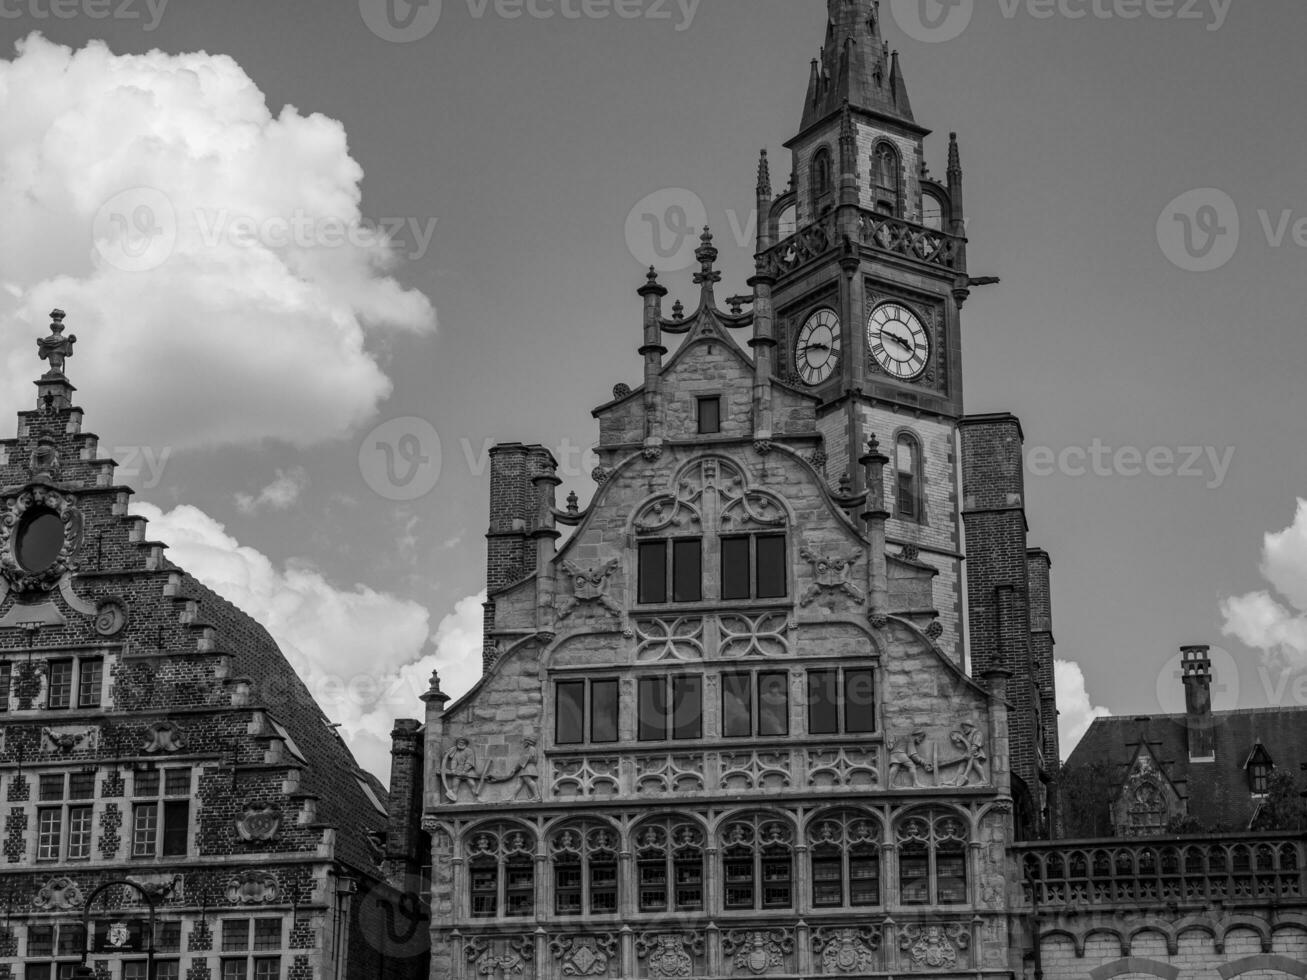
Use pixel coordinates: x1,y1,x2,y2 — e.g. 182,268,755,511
1082,928,1128,959
1089,958,1179,980
1219,955,1307,978
1127,924,1177,958
1222,919,1274,955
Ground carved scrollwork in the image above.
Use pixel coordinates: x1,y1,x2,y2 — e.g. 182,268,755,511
898,923,969,970
807,746,881,789
723,929,793,975
633,617,704,661
635,457,786,535
634,932,704,979
32,876,83,910
718,611,790,658
142,721,186,754
95,598,129,636
467,935,533,977
813,926,881,974
0,487,85,592
235,805,283,842
550,934,617,977
226,871,279,904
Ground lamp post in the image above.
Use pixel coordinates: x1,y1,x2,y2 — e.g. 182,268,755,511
80,879,168,980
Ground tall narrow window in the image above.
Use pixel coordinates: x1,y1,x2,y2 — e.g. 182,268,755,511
808,810,882,908
77,658,103,708
639,539,702,604
720,535,788,601
557,679,618,746
551,822,620,918
466,824,535,919
67,805,92,860
723,672,789,738
807,668,877,735
132,767,190,858
720,816,794,912
47,660,73,709
0,661,10,711
697,397,721,435
556,681,585,745
37,808,62,861
812,147,833,211
635,819,706,913
673,539,702,602
896,433,922,522
639,676,702,742
872,142,901,216
896,810,969,906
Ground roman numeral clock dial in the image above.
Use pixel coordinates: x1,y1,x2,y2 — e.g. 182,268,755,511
868,302,931,381
795,308,842,386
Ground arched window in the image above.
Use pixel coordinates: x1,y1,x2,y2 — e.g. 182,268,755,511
550,821,620,917
921,189,946,230
812,147,834,212
634,818,705,913
872,143,901,216
466,823,535,919
808,810,882,908
895,432,923,523
896,809,968,906
722,814,794,911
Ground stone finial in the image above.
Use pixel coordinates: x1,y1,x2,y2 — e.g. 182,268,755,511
566,491,579,516
757,149,772,197
422,670,449,705
37,310,77,379
692,227,721,290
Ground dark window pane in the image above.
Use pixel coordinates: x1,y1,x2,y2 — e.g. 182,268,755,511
723,853,754,909
897,473,917,520
47,660,73,709
722,673,752,739
807,671,839,735
0,662,11,711
850,847,880,906
56,924,85,956
157,922,182,953
900,843,930,905
134,770,161,797
672,539,702,603
221,961,248,980
638,856,669,912
68,772,94,800
28,925,55,957
253,919,281,951
253,960,280,980
697,397,720,435
757,673,789,737
937,842,968,904
556,682,585,745
672,676,702,740
554,856,582,915
162,800,189,857
17,509,65,574
590,853,618,914
39,774,64,801
721,537,750,600
638,541,667,604
28,966,52,980
505,857,534,917
164,769,191,796
638,678,667,742
222,920,250,952
812,851,843,907
756,535,787,599
675,855,704,911
470,862,497,917
761,855,792,909
590,680,619,744
845,669,877,733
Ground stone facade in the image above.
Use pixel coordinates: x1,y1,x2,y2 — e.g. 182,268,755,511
0,318,421,979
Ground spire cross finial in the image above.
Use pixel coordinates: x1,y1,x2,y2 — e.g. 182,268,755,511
692,227,721,293
37,309,77,380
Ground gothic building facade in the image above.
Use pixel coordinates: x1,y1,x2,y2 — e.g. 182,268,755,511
0,318,417,980
405,3,1067,977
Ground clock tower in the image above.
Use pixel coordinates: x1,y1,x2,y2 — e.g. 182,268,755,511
757,0,971,660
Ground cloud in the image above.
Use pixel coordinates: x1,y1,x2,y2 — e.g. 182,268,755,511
235,467,309,515
131,501,451,780
1056,659,1111,757
0,34,435,452
1221,499,1307,666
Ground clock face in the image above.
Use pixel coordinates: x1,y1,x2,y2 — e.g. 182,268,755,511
867,302,930,381
795,308,842,386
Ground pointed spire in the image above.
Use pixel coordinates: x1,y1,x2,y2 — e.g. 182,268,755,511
948,130,963,177
756,149,772,198
801,0,915,132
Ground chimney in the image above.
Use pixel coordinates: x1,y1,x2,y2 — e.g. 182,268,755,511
1181,645,1215,761
383,719,424,880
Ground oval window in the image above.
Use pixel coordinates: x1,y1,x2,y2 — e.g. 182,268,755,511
16,509,65,574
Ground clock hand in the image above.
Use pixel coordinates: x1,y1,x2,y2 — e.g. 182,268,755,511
800,342,831,353
879,331,911,353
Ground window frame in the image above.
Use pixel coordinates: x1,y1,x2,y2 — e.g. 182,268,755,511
808,811,882,909
43,656,103,711
0,659,11,712
638,537,704,605
896,810,969,908
806,667,878,735
722,670,790,739
720,533,788,602
697,396,722,435
720,816,795,913
554,677,620,746
466,823,536,921
132,766,191,859
634,819,705,915
894,431,925,524
871,140,902,216
637,674,702,743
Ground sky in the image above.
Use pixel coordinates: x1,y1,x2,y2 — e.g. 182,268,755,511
3,0,1307,780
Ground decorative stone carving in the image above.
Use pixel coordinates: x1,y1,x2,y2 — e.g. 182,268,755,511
642,445,664,462
886,723,989,788
808,746,881,789
550,934,617,977
723,929,793,975
558,559,621,620
32,876,83,910
511,737,541,802
27,439,61,483
236,805,283,842
634,617,704,661
888,731,933,788
590,466,610,485
799,549,865,606
635,754,705,795
900,544,921,562
142,721,186,754
636,457,785,534
753,440,773,456
441,737,483,801
37,310,77,378
720,751,791,792
944,722,988,787
551,757,620,798
0,487,85,592
635,933,704,979
925,620,944,640
718,611,790,659
813,927,880,974
467,935,533,978
868,613,889,629
225,871,279,904
94,598,129,636
612,383,632,400
898,923,969,970
125,873,182,903
42,727,92,753
809,449,828,473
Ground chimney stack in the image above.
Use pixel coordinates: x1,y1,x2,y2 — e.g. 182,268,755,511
1181,645,1215,761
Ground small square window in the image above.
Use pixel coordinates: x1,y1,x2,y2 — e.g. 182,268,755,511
253,918,282,951
157,921,182,953
697,397,721,435
222,919,251,952
164,768,191,796
68,772,95,800
134,769,161,797
39,774,64,801
28,924,55,957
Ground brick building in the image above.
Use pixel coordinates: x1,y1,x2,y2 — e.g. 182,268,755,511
393,3,1071,977
0,316,421,980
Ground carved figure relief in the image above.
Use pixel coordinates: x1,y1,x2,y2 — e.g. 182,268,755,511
550,934,617,977
813,927,880,974
440,736,542,803
467,936,533,978
142,721,186,754
888,731,932,788
226,871,279,904
512,737,541,801
33,876,83,910
558,559,621,620
799,549,865,606
887,724,989,789
635,933,704,979
723,929,793,975
235,805,283,842
719,611,791,658
898,923,969,970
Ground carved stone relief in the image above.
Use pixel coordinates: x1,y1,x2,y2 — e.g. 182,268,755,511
807,746,881,789
235,805,283,842
718,611,791,658
42,726,96,753
813,927,880,974
723,929,793,976
0,487,85,592
635,933,704,979
635,755,705,795
467,935,533,978
799,549,865,606
886,722,988,789
551,757,620,799
549,934,617,977
226,871,279,904
558,559,622,620
635,457,785,535
634,617,704,661
441,736,542,803
142,721,186,754
94,598,129,636
898,923,969,970
32,877,83,910
720,751,791,792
